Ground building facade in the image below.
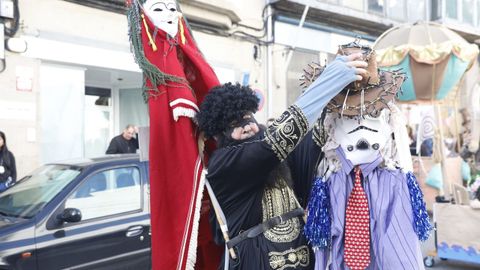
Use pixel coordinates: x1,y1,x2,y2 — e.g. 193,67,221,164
0,0,267,177
0,0,478,177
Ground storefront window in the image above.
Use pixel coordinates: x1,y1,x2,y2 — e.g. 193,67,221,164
368,0,385,14
342,0,365,11
446,0,458,19
119,88,149,137
387,0,406,20
407,0,426,21
84,87,112,158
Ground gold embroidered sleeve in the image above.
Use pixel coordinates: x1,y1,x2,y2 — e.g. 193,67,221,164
312,118,328,149
264,105,309,161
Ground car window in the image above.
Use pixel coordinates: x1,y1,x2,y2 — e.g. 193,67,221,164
0,165,81,218
65,167,141,221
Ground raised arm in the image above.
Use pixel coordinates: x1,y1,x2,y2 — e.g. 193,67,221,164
265,53,366,161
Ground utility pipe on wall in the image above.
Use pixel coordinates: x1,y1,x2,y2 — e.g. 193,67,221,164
266,2,274,118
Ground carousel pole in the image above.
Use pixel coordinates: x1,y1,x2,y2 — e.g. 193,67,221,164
441,76,466,198
434,103,450,197
453,74,467,155
428,35,450,197
429,24,450,198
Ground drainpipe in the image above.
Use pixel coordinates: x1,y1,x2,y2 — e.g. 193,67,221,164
266,1,274,118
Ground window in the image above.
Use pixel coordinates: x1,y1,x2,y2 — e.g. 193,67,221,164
463,0,475,24
84,87,112,158
446,0,458,19
0,165,81,218
324,0,340,4
431,0,442,20
119,88,149,137
65,167,142,221
387,0,406,20
368,0,385,14
478,0,480,25
342,0,365,11
408,0,426,21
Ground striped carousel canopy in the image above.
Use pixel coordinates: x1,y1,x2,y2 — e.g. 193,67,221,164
374,22,479,102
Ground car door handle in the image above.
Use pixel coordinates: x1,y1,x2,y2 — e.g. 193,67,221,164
126,225,144,237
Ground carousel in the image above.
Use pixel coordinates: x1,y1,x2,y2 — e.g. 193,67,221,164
374,21,480,267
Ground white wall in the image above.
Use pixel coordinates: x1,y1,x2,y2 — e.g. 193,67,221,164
0,52,40,178
21,0,130,49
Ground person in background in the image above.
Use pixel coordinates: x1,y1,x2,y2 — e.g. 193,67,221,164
407,125,417,156
106,124,139,154
420,138,434,157
0,131,16,191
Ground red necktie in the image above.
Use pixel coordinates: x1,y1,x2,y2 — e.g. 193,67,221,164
344,166,371,270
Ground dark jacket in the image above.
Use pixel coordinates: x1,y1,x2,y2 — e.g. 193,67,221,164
0,148,16,183
106,135,139,154
207,106,325,270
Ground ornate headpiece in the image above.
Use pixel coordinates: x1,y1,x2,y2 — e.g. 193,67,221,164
300,41,406,117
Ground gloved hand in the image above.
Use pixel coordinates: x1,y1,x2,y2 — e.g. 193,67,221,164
295,53,367,128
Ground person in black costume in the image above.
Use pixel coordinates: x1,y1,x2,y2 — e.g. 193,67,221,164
196,53,367,270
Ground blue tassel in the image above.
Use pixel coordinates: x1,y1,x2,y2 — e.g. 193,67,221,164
304,176,331,249
406,171,433,241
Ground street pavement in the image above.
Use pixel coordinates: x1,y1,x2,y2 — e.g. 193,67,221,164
420,232,480,269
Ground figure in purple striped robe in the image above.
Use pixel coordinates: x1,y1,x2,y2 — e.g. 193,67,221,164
302,41,432,270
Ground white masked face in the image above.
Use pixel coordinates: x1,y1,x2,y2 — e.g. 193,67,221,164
333,111,391,165
143,0,179,37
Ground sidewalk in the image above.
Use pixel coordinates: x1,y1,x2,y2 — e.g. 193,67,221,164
421,230,480,269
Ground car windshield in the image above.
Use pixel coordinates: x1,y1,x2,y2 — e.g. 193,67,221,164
0,165,82,219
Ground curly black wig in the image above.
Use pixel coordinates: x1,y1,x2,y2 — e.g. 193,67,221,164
196,83,259,138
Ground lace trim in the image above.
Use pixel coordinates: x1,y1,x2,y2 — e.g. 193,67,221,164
264,105,308,161
268,245,310,270
262,182,300,243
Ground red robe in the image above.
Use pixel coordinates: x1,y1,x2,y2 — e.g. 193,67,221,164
141,16,222,270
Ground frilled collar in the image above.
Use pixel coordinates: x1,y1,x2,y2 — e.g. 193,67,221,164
336,147,383,177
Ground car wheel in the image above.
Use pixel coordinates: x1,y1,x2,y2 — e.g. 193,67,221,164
424,256,435,267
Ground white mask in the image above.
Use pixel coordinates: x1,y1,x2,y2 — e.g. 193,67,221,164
143,0,180,37
333,111,391,165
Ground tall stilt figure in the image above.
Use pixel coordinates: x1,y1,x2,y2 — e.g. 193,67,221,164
126,1,222,269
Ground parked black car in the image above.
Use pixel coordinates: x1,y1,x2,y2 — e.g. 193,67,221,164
0,154,151,270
